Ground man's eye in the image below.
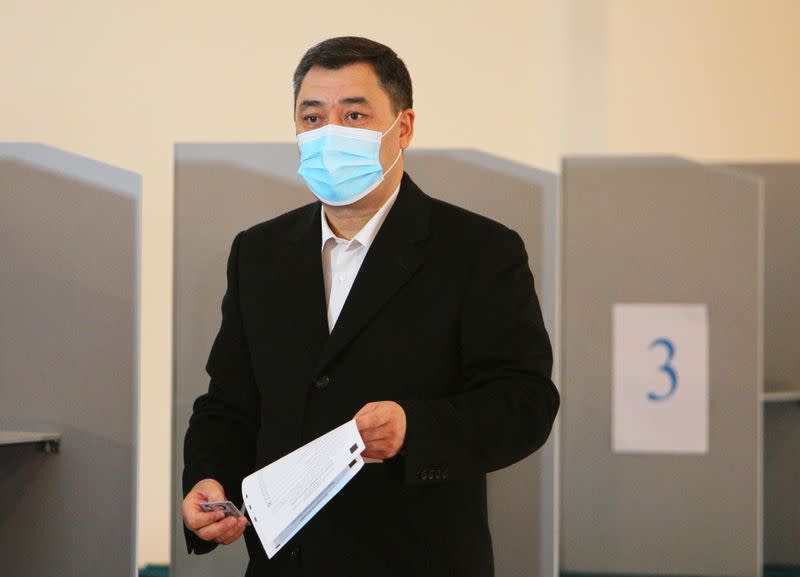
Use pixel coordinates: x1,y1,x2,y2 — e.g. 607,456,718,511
305,115,319,124
346,112,364,121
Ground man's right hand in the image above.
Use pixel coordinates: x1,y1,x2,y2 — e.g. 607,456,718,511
182,478,248,545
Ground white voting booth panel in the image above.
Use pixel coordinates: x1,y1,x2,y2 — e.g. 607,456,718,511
726,164,800,570
0,144,140,577
560,157,764,577
172,144,558,577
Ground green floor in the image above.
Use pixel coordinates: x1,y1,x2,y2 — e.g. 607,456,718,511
764,567,800,577
138,565,169,577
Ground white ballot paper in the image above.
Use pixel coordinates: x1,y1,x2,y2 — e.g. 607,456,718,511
241,419,365,558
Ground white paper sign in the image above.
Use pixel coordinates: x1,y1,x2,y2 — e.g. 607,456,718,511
612,303,709,454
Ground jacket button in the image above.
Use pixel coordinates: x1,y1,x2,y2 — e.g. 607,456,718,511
288,545,300,559
314,375,330,389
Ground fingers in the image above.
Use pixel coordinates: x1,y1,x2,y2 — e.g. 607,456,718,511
183,480,228,532
215,517,248,545
183,507,226,531
195,515,240,542
362,440,396,460
355,401,401,431
182,477,244,544
354,401,407,460
360,428,389,444
355,407,387,432
356,410,402,439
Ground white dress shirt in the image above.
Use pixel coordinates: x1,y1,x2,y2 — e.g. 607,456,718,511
321,186,400,332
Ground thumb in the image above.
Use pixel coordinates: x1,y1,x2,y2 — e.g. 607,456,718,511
355,402,380,418
195,478,226,502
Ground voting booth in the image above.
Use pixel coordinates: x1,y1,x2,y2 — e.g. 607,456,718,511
559,157,765,577
172,144,559,577
727,164,800,573
0,144,140,577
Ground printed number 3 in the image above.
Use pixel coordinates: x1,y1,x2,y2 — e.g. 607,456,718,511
648,338,678,401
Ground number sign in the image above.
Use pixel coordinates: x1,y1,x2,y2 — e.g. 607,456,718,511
612,304,709,454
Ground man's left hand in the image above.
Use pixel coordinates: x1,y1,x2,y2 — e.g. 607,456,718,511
354,401,407,460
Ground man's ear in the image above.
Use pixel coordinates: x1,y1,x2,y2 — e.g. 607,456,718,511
399,109,415,149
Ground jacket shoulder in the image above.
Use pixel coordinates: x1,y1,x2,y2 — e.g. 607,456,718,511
239,201,318,244
427,194,521,246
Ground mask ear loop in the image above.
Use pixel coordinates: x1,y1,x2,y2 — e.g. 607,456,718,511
384,149,402,176
382,112,403,137
381,112,405,177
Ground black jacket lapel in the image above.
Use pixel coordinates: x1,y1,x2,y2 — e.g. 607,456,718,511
284,201,329,362
313,173,431,375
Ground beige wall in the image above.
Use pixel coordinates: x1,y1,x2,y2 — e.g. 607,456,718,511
601,0,800,157
2,0,798,567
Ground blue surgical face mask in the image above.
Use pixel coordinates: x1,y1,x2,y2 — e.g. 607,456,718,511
296,114,402,206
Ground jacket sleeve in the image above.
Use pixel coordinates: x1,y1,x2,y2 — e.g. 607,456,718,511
182,231,261,553
397,225,559,485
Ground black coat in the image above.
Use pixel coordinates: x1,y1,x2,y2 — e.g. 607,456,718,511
183,172,559,577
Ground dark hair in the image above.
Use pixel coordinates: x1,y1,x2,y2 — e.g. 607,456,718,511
293,37,413,112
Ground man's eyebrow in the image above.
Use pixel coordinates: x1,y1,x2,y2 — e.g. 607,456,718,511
298,99,324,110
298,96,371,111
339,96,370,106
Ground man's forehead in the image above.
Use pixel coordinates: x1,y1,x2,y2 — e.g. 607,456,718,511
296,63,389,107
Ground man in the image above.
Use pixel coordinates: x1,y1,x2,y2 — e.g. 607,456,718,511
182,36,559,577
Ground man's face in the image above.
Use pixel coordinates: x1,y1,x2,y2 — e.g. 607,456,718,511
294,62,412,174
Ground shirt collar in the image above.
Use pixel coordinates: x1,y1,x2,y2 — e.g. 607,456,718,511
320,184,401,251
